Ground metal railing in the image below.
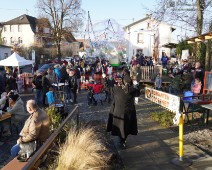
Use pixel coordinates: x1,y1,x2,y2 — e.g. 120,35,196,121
22,105,79,170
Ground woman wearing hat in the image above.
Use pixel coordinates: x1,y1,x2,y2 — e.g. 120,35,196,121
4,91,28,135
107,75,139,149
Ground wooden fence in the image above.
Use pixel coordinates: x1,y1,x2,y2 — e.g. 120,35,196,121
140,65,162,82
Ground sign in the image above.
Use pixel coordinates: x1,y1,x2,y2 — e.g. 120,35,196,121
203,71,212,94
181,49,189,60
145,87,180,113
32,50,35,62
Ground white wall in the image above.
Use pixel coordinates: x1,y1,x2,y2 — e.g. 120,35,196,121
125,19,174,63
2,24,35,47
0,46,11,60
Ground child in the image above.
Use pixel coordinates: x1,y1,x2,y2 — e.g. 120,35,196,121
154,73,162,90
17,75,24,93
191,77,202,96
46,87,55,106
87,80,104,105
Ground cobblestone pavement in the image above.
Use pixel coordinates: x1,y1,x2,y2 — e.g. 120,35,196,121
0,89,110,168
1,89,211,169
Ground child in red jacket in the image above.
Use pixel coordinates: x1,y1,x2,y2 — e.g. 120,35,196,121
87,80,104,105
191,77,202,95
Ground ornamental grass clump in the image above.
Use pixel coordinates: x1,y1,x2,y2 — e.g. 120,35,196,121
56,127,108,170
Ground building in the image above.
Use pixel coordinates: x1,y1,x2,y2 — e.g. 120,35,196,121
0,45,12,60
1,14,52,47
124,15,176,62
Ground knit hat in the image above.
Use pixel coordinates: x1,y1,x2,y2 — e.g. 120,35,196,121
8,91,19,102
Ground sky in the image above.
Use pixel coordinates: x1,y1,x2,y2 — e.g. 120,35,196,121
0,0,182,41
0,0,155,26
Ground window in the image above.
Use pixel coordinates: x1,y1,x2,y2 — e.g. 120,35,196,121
18,25,22,32
10,37,14,44
3,37,7,44
137,33,144,43
10,25,15,32
4,26,7,32
18,37,23,44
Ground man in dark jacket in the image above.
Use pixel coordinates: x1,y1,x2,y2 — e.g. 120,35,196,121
60,62,68,83
32,71,43,106
107,75,138,149
68,69,78,104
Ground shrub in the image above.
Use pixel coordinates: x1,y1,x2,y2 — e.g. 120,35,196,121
150,111,175,127
56,127,108,170
46,106,62,132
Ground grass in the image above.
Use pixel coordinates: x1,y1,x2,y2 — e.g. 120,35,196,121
55,127,108,170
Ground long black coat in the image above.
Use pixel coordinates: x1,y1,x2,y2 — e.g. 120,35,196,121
106,84,138,139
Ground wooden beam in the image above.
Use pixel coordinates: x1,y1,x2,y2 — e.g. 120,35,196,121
195,38,204,42
205,35,212,40
187,40,195,44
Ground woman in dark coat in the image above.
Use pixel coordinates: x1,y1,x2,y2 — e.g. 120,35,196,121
107,75,139,148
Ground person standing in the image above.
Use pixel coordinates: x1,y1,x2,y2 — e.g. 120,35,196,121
107,75,138,149
32,71,43,106
42,71,50,106
68,69,78,104
130,64,141,83
11,100,50,157
161,52,168,68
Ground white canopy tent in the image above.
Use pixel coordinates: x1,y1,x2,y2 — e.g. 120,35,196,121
0,52,34,66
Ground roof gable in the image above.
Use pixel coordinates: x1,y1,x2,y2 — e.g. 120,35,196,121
4,14,37,32
124,17,149,30
124,17,175,32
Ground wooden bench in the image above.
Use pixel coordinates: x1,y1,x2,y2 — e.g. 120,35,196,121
2,157,27,170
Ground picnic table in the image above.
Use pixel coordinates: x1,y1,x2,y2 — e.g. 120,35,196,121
0,112,12,136
0,112,11,122
182,94,212,125
200,104,212,124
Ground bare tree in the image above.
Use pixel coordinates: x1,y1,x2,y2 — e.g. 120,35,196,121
146,0,212,64
36,0,84,61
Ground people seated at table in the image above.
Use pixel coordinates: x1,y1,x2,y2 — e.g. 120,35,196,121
11,99,50,157
0,92,9,112
6,91,28,135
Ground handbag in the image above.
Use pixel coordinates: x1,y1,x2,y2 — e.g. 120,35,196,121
19,140,37,157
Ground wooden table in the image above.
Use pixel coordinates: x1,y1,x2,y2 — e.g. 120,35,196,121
0,113,11,122
182,99,208,125
200,104,212,124
0,113,12,134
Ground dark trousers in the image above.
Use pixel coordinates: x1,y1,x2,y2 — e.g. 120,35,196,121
71,89,77,103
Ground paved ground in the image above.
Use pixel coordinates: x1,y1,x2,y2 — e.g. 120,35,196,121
1,88,212,169
112,96,212,170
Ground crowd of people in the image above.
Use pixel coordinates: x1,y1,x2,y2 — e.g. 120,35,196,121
0,52,210,160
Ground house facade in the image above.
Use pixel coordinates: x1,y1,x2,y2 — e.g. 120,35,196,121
1,14,51,48
0,45,11,60
124,16,176,62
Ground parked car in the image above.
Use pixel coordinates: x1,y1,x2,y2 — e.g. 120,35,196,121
38,63,55,73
